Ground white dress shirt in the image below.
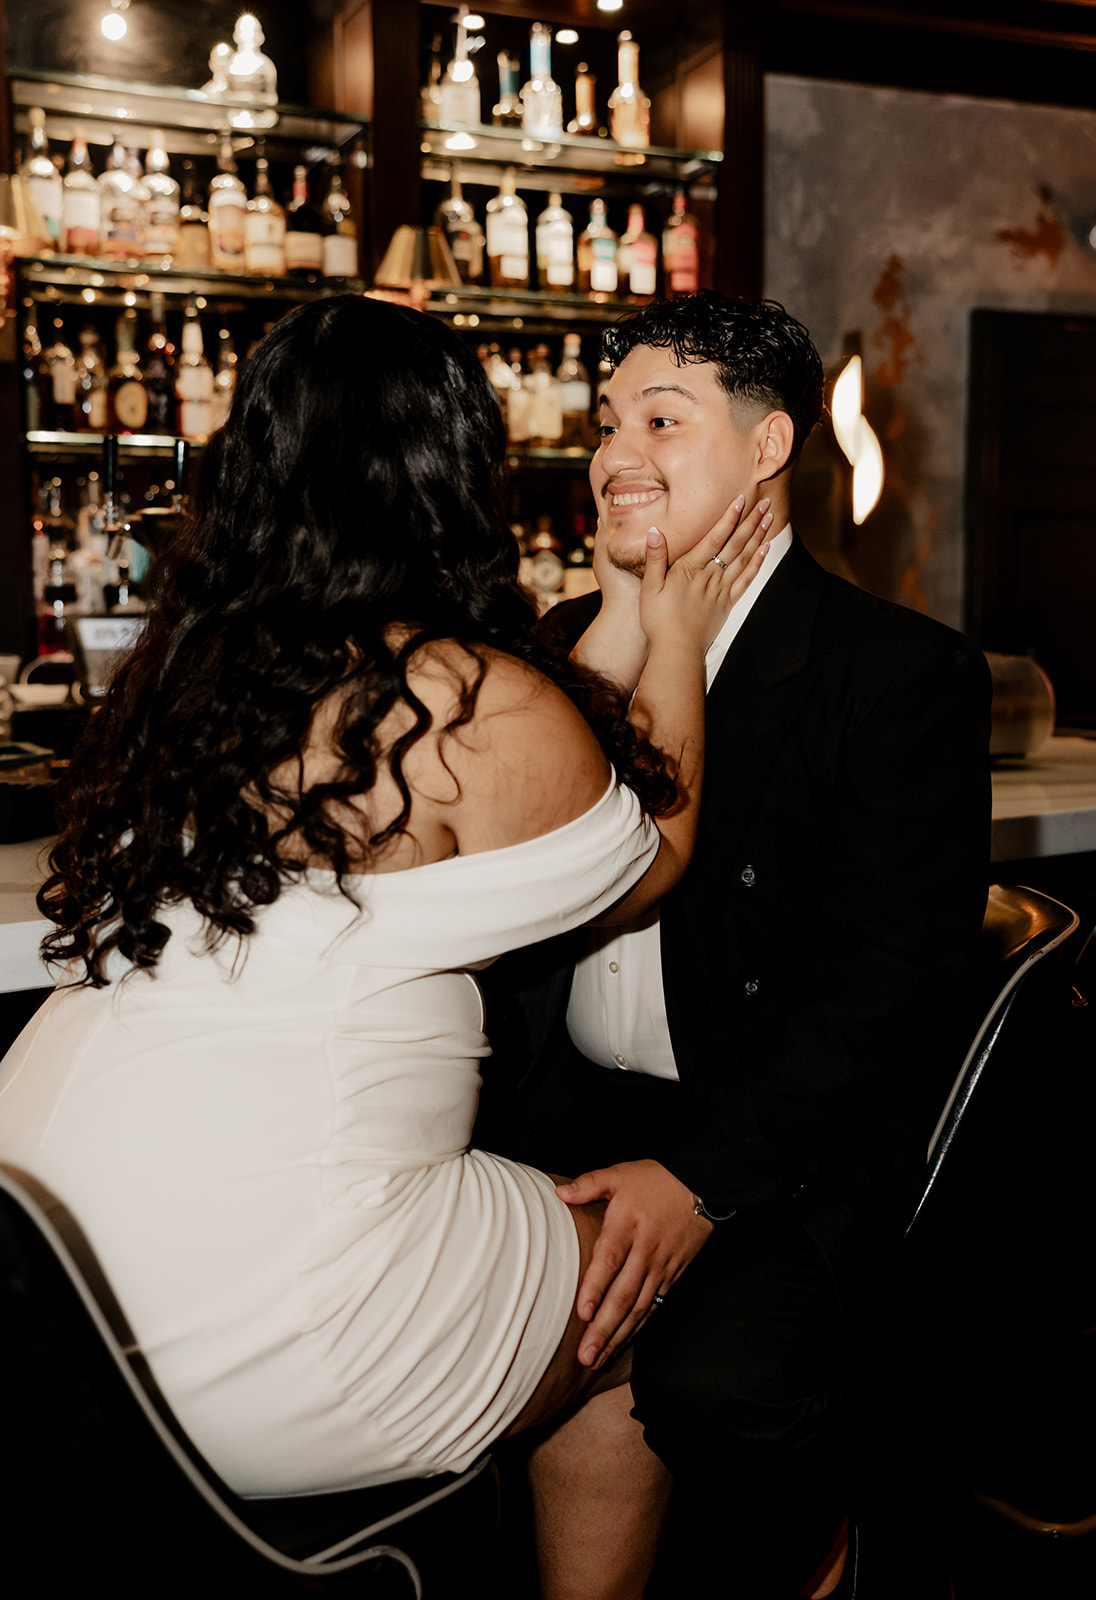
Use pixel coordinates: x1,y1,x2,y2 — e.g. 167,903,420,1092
566,524,793,1079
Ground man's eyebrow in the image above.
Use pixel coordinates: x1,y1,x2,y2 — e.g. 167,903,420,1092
598,381,700,410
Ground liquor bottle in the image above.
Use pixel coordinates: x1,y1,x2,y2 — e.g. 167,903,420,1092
485,170,529,289
505,348,530,445
41,317,77,432
177,161,212,270
439,7,481,127
526,345,563,447
143,292,177,435
492,53,523,128
556,334,592,448
74,325,109,432
663,187,700,296
526,515,566,607
568,64,599,137
320,164,358,279
421,32,444,121
225,12,278,107
535,193,574,291
39,486,79,652
208,137,247,273
618,202,658,303
435,167,484,285
608,32,651,149
201,42,232,99
175,303,215,440
98,132,141,260
484,343,514,412
210,329,237,431
108,309,149,433
20,108,63,246
562,513,598,599
142,132,180,263
21,300,42,432
284,165,324,277
521,23,563,139
244,156,287,275
61,132,100,256
576,199,619,299
124,148,151,256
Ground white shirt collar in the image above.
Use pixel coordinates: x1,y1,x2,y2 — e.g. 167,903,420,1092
704,523,793,689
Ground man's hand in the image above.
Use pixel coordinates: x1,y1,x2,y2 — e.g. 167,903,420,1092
555,1159,713,1367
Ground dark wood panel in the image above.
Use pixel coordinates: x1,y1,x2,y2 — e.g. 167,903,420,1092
967,309,1096,727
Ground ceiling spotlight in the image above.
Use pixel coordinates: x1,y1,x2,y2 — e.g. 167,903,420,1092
596,0,624,12
556,29,579,45
101,0,129,41
463,12,485,26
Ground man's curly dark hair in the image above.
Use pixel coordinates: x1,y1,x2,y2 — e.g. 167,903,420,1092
602,290,824,462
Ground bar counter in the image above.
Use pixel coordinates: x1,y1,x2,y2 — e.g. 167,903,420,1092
2,736,1096,997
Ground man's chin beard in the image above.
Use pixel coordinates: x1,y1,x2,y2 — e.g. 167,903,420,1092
609,551,647,579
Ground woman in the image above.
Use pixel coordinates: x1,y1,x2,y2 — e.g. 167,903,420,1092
0,297,766,1598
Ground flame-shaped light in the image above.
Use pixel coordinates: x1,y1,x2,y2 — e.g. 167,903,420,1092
832,354,884,525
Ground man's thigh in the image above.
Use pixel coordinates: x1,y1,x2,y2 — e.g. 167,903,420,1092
631,1205,844,1471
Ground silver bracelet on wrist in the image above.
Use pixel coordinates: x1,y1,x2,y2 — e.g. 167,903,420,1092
692,1195,738,1224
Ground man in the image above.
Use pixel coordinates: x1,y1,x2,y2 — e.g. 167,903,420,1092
488,293,991,1597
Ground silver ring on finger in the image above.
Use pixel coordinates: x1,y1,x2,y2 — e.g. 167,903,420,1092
711,556,728,570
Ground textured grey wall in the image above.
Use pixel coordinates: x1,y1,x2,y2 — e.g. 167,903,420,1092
766,75,1096,630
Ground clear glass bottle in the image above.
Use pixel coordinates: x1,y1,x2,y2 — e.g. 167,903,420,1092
439,7,481,127
492,53,523,128
175,303,215,440
663,187,700,296
435,167,484,286
244,155,287,276
124,148,151,256
526,345,563,447
521,23,563,139
526,514,565,606
177,160,212,270
22,300,42,432
320,165,357,279
556,333,592,449
61,132,99,256
208,137,248,273
201,42,232,98
577,199,619,299
142,132,180,263
535,193,574,291
485,169,529,289
20,108,63,246
42,317,77,432
108,309,149,434
484,343,514,412
98,132,141,260
284,165,324,277
74,325,109,432
618,202,658,303
143,292,177,435
225,12,278,106
505,348,530,445
608,32,651,149
568,64,599,137
210,329,238,431
421,32,444,121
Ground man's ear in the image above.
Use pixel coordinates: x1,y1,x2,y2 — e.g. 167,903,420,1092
755,412,795,483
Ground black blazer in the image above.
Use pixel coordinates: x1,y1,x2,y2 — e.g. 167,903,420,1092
488,536,992,1274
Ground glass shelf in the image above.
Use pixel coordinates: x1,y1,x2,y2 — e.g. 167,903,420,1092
420,121,720,188
10,69,368,162
27,431,204,460
17,257,363,306
427,283,642,329
506,447,594,470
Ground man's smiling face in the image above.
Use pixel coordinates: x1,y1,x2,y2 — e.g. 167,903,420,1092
590,343,766,576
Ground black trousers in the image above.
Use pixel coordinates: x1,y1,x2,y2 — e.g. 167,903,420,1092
510,1047,848,1597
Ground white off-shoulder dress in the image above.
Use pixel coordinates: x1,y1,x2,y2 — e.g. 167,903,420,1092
0,778,657,1497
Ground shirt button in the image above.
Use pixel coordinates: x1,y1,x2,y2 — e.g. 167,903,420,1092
614,1052,628,1067
740,865,757,887
608,961,619,973
744,979,760,996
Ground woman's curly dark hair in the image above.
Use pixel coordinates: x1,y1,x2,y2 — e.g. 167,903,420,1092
41,294,674,986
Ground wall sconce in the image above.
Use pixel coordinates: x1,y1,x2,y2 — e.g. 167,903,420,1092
101,0,130,41
372,224,461,309
831,349,884,525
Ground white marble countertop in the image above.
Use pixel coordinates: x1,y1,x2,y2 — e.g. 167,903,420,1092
3,737,1095,994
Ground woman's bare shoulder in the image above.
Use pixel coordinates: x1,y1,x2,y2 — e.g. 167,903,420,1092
406,640,612,851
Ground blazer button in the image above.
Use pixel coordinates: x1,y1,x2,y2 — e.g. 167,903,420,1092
744,978,760,996
740,865,757,887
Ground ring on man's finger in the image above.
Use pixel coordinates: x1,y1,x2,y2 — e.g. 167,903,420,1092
711,557,728,570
